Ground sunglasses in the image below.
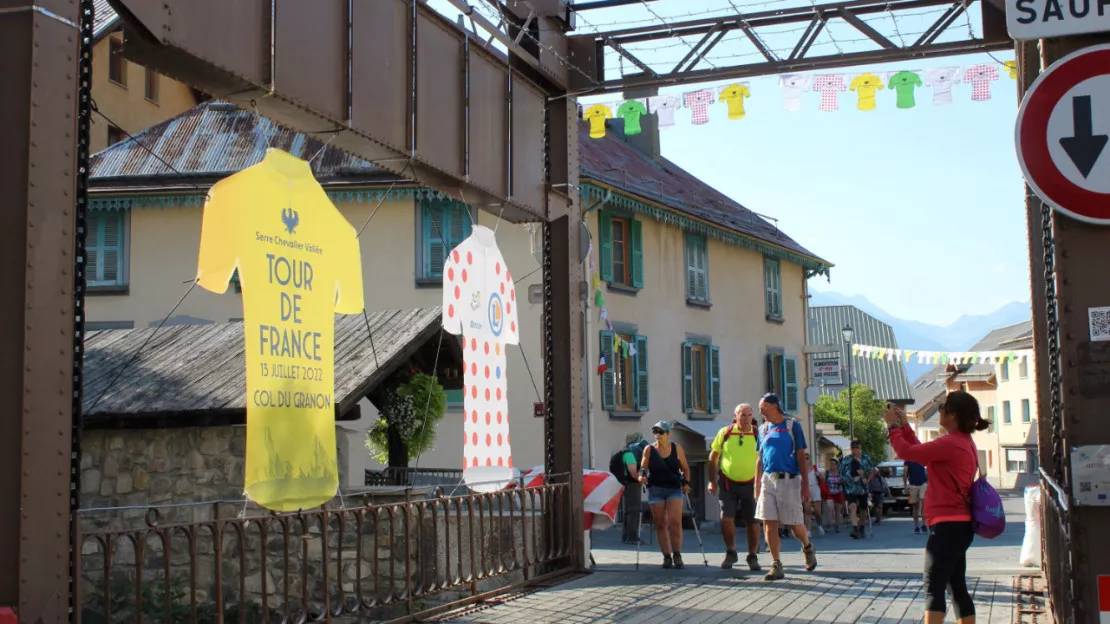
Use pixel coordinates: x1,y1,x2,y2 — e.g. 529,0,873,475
652,429,666,435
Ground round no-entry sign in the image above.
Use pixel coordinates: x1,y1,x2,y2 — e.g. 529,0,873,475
1015,44,1110,225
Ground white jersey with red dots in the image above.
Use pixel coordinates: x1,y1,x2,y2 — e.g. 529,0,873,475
442,225,519,492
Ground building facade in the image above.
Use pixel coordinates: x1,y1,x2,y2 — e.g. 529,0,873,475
903,320,1036,489
84,102,831,518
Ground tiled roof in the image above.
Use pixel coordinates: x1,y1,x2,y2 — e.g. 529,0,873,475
578,121,826,266
955,320,1034,379
93,0,120,40
82,308,453,425
90,102,386,184
807,305,914,403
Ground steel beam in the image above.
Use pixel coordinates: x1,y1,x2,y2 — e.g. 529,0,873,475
0,0,81,620
107,0,556,222
566,0,1010,93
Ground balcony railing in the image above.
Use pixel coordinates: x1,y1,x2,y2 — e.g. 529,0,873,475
75,474,574,623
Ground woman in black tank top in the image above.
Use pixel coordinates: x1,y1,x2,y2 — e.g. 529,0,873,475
637,421,691,569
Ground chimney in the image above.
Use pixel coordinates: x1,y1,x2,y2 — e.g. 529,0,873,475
616,78,661,161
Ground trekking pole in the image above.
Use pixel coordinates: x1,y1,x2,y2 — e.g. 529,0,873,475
683,492,709,567
635,483,647,571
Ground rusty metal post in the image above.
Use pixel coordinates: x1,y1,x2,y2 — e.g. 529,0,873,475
1022,33,1110,623
0,0,82,620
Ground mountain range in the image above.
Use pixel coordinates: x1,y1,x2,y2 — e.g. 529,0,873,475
809,291,1033,381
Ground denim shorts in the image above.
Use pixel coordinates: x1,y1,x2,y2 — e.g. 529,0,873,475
647,486,685,504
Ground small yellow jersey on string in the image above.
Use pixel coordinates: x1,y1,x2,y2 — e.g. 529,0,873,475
718,83,751,119
1004,60,1018,79
583,103,613,139
849,72,884,111
195,148,364,512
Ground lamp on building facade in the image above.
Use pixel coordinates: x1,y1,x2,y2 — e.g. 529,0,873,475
842,324,854,441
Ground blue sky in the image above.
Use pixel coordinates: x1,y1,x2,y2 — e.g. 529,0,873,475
428,0,1032,326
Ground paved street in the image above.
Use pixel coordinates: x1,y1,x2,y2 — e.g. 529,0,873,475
434,493,1038,623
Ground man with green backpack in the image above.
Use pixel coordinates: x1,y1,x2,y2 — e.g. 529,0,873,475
611,432,648,544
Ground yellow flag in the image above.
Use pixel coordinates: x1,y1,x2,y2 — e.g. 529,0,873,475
196,148,364,511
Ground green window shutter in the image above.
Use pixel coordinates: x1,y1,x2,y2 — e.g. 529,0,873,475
1022,399,1031,422
598,211,613,282
87,211,124,287
600,330,616,410
685,235,696,300
685,234,707,301
681,342,694,413
630,218,644,288
422,201,472,280
708,345,721,414
784,357,799,413
634,334,650,411
766,353,777,394
764,257,781,317
1003,401,1011,423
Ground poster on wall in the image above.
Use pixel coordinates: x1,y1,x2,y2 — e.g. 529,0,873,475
811,353,843,386
196,148,365,512
442,224,520,492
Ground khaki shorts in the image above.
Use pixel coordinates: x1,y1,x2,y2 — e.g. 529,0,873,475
755,473,805,526
906,484,927,503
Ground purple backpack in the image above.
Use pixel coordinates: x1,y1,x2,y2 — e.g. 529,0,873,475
951,458,1006,539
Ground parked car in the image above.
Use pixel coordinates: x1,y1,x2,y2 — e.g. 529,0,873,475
876,460,910,514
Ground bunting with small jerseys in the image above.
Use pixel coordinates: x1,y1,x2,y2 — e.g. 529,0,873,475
577,59,1015,138
850,343,1033,365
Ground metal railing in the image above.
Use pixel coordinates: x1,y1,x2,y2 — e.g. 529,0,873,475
365,467,465,489
74,474,574,623
1039,468,1073,624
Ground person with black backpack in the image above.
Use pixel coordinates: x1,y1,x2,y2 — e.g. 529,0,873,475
611,432,646,544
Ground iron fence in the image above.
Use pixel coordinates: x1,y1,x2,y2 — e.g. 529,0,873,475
74,474,574,623
365,467,465,489
1039,469,1073,624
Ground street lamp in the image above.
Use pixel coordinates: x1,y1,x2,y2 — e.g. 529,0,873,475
842,323,854,441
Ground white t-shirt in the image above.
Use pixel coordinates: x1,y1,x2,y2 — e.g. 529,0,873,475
779,74,811,112
925,67,962,106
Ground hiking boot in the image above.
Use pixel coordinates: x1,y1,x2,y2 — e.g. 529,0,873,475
721,550,739,569
764,560,784,581
662,554,673,569
746,553,762,572
672,553,685,569
802,542,817,571
914,526,921,535
850,526,862,539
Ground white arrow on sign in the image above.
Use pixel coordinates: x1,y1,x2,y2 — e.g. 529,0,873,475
1047,75,1110,191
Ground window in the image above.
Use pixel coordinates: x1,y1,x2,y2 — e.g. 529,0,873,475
417,200,472,284
1001,360,1009,381
86,211,128,290
685,233,709,304
1006,448,1029,473
1003,401,1012,424
764,257,782,319
987,405,996,433
107,125,126,146
1018,359,1029,379
144,68,159,103
598,210,643,289
682,342,720,416
765,352,799,413
1022,399,1031,423
109,37,127,86
600,330,648,414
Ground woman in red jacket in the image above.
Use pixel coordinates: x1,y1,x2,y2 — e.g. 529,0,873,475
884,391,990,624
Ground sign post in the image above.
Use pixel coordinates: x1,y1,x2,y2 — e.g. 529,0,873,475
1015,44,1110,224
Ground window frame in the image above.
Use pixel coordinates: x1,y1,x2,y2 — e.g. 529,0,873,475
85,210,130,293
682,340,721,419
1003,400,1012,424
684,232,710,306
987,405,996,433
144,67,159,103
1001,360,1010,382
597,209,644,291
415,199,473,286
764,350,799,414
108,37,127,87
600,328,649,418
1018,359,1028,379
763,256,783,321
107,124,126,147
1021,398,1031,423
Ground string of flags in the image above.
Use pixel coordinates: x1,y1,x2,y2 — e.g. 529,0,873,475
850,343,1033,365
582,60,1018,138
587,242,638,374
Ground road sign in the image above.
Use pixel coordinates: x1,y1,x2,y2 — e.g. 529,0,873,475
1016,44,1110,224
1006,0,1110,40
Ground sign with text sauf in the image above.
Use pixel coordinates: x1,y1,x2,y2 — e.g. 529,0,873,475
1006,0,1110,39
196,148,364,511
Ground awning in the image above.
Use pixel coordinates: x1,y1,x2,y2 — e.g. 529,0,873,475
820,435,852,452
672,420,729,452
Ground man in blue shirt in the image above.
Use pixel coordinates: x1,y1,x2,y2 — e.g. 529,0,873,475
903,459,929,534
755,393,817,580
